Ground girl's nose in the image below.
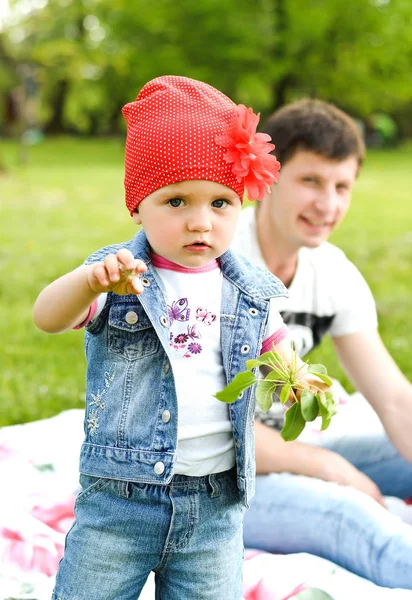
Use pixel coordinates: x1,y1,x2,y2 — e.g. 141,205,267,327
187,208,212,232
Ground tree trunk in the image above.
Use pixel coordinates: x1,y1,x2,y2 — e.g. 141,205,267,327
271,0,293,110
107,102,125,135
44,79,70,134
273,74,294,109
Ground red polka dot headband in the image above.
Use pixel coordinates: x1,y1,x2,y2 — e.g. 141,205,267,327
122,75,280,214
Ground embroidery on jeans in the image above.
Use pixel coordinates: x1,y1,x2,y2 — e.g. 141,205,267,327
87,409,100,436
89,366,116,410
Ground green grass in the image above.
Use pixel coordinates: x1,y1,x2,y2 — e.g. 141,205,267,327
1,138,412,426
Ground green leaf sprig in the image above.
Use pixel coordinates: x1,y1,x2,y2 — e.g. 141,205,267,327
214,347,337,442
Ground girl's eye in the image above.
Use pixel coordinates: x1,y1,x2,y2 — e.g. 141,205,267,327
212,199,228,208
168,198,184,208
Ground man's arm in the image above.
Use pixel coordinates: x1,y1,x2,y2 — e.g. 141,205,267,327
254,335,385,503
333,329,412,463
254,420,384,504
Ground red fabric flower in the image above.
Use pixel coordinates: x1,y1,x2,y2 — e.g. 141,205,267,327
215,104,281,201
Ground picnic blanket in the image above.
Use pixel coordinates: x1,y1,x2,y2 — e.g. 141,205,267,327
1,400,412,600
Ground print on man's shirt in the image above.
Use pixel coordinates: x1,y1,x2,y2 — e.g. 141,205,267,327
281,311,334,356
168,297,216,357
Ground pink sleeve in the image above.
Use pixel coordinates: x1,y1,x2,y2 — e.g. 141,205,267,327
73,300,99,330
260,326,289,354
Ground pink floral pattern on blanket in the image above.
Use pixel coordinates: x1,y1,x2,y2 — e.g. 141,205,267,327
1,498,74,577
1,411,412,600
243,550,311,600
0,440,74,580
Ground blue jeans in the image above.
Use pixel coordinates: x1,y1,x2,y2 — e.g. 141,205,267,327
53,468,244,600
243,431,412,589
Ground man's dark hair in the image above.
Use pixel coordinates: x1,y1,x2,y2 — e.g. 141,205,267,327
263,99,365,169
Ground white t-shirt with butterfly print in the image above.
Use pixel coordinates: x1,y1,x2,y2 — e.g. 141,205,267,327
89,253,287,476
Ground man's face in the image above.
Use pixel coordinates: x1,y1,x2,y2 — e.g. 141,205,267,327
263,150,359,249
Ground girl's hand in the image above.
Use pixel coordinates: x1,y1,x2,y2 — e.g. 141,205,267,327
87,249,147,295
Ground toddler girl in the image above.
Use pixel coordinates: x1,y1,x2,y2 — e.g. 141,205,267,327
35,75,300,600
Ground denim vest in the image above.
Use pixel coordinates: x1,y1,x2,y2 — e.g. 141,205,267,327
80,230,287,506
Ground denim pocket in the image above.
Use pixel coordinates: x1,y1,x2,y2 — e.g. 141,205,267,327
75,475,112,506
108,303,159,360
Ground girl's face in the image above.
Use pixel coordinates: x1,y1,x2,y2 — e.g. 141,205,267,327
132,180,242,268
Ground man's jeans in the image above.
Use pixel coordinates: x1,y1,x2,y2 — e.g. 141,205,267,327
243,430,412,589
53,468,244,600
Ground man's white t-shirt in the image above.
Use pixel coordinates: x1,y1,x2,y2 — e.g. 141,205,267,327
232,207,378,356
231,207,378,431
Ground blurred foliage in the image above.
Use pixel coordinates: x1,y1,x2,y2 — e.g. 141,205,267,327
0,0,412,135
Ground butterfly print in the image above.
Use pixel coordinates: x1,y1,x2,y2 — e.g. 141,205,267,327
168,298,190,323
186,324,201,340
196,306,216,326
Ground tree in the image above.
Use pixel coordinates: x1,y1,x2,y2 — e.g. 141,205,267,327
266,0,412,118
2,0,412,134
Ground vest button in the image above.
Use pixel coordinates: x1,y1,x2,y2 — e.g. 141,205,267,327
160,315,169,327
154,461,165,475
249,308,259,316
241,344,250,354
162,410,171,423
141,277,150,287
125,311,139,325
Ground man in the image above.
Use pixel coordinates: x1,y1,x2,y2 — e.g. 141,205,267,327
232,99,412,589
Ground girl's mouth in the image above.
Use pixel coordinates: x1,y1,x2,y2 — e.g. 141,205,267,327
185,241,209,252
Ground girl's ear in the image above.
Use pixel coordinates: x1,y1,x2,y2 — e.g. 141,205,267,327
132,211,142,225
